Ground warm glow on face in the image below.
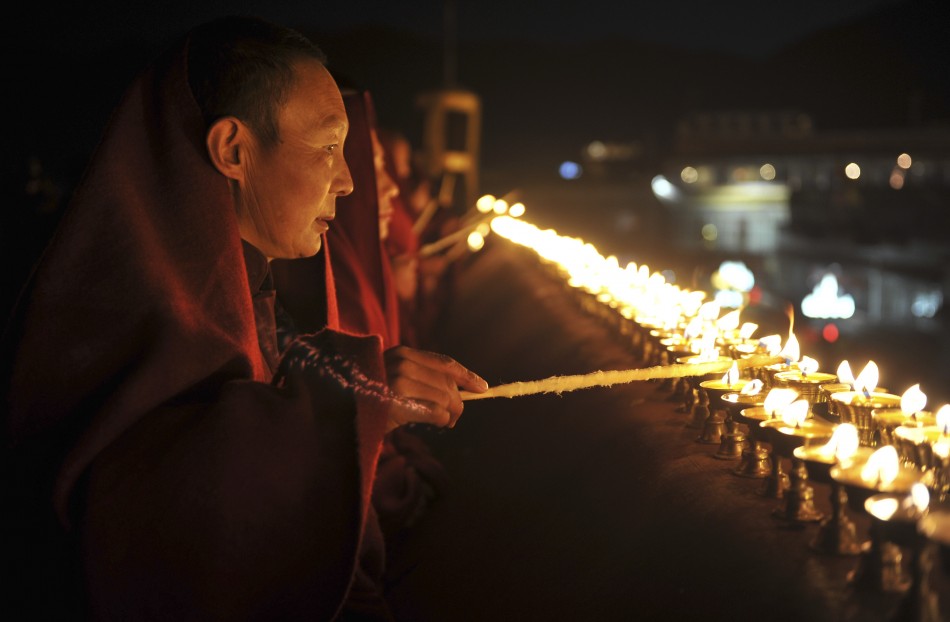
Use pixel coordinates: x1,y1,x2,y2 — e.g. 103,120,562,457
741,379,763,396
780,399,809,427
780,334,801,363
764,388,799,416
508,202,526,218
739,322,758,340
861,446,899,485
854,361,879,395
799,356,819,376
476,194,496,213
845,163,861,180
819,423,859,461
900,384,927,417
836,361,855,386
722,361,740,386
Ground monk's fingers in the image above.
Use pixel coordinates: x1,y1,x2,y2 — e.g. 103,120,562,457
388,396,452,429
387,376,458,418
388,346,487,394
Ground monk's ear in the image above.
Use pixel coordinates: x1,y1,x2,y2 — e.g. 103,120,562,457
206,116,250,181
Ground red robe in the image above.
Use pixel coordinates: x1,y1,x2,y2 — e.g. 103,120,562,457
2,35,390,621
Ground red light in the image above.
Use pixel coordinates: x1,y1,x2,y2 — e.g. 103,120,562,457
748,286,762,304
822,323,839,343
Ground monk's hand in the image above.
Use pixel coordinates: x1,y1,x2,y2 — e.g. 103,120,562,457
384,345,488,430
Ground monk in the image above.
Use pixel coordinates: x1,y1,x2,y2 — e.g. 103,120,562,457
1,16,485,621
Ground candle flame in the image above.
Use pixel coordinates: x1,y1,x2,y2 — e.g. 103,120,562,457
684,317,704,340
853,361,879,396
763,388,799,417
779,334,800,364
759,335,782,356
819,423,859,462
868,497,899,521
716,309,740,332
909,483,930,514
836,361,855,389
936,405,950,435
933,440,950,459
739,322,758,340
799,356,819,376
780,399,809,427
698,301,721,322
722,361,740,386
740,379,763,396
900,384,927,417
476,194,496,213
860,446,900,486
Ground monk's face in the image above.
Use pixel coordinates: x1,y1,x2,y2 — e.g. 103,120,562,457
237,59,353,258
371,129,399,241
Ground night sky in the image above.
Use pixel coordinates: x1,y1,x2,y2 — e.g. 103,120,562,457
5,0,945,185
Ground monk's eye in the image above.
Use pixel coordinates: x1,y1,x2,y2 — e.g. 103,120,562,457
324,144,339,154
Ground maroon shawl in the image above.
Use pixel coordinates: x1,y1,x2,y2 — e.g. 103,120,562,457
3,34,390,620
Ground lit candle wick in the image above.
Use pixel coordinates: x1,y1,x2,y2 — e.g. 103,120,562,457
862,386,871,399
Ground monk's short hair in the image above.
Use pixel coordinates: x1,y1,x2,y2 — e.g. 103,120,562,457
187,16,327,147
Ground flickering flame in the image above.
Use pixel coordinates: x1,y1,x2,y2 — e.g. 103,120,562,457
900,384,927,417
853,361,879,396
740,379,763,396
716,309,740,332
467,231,486,251
699,301,721,322
861,446,900,486
799,356,819,376
937,405,950,435
722,361,740,386
933,440,950,459
759,335,782,356
910,483,930,514
681,291,705,318
696,339,720,362
507,202,526,218
779,334,800,364
684,317,704,340
492,199,509,215
836,361,855,388
819,423,859,462
763,388,799,417
739,322,758,340
868,498,899,521
476,194,496,213
780,399,809,427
